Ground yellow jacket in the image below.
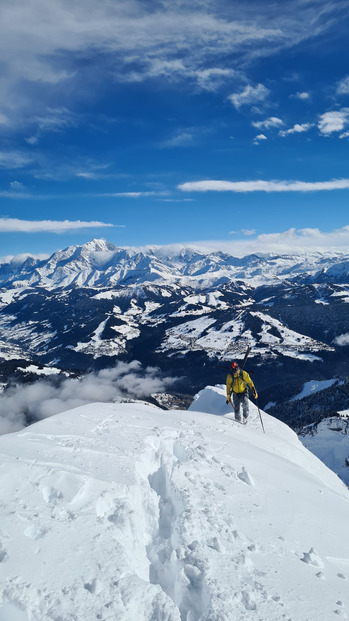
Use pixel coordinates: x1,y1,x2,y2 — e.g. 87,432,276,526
226,369,255,399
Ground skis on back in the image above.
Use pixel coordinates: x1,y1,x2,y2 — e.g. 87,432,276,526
241,345,251,370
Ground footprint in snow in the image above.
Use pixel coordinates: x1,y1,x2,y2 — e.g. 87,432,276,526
41,486,63,505
301,547,324,568
238,466,255,486
96,493,132,527
241,590,257,611
207,536,224,553
221,464,237,479
173,441,188,462
333,599,347,618
0,543,8,562
84,578,102,595
24,524,48,540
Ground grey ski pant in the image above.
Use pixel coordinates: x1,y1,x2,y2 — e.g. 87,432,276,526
232,392,249,422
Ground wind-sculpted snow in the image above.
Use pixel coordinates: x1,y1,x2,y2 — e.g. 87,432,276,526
0,386,348,620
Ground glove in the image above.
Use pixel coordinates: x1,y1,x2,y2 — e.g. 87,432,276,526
252,389,258,399
226,399,230,405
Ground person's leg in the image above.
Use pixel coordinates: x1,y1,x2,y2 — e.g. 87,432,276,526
242,393,249,422
233,393,242,421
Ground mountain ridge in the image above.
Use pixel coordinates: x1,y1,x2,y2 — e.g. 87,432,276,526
1,238,349,290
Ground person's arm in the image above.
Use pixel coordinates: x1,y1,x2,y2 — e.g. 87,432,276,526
226,373,232,402
243,370,258,398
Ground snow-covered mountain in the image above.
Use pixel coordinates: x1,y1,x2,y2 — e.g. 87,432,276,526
1,239,349,428
0,386,348,621
1,238,349,289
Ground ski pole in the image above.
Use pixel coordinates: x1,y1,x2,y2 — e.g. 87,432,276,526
256,399,265,434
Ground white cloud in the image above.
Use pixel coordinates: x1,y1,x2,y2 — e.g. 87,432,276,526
10,181,25,190
98,191,163,198
163,130,195,148
195,68,237,91
318,109,349,135
32,160,118,182
0,3,295,113
333,333,349,346
0,252,49,265
252,117,284,130
0,0,346,128
135,62,238,92
0,188,165,200
337,76,349,95
179,225,349,257
293,91,311,100
0,150,33,169
0,191,59,200
0,218,116,233
253,134,267,145
279,122,313,136
26,107,78,143
178,178,349,193
229,228,256,236
228,83,269,109
76,172,105,180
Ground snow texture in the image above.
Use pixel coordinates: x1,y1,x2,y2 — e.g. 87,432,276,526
0,385,348,620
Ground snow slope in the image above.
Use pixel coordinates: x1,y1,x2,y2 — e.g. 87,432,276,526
0,386,349,621
290,379,339,401
300,416,349,486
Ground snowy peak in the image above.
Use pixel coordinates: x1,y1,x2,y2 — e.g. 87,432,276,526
81,238,117,254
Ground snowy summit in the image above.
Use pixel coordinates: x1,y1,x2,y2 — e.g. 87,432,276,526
0,385,348,620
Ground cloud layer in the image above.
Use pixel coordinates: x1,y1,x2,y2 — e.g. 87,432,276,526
178,179,349,193
0,218,115,233
0,362,176,435
184,226,349,257
1,0,346,123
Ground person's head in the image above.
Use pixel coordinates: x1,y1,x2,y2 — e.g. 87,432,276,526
231,361,239,375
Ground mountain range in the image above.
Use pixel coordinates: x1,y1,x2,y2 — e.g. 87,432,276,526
2,238,349,289
1,238,349,425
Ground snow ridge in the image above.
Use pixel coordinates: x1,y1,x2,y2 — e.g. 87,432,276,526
0,387,348,620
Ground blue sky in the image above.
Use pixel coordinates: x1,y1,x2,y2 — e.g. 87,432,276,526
1,0,349,259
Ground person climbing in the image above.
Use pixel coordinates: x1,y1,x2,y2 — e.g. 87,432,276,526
226,361,258,424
